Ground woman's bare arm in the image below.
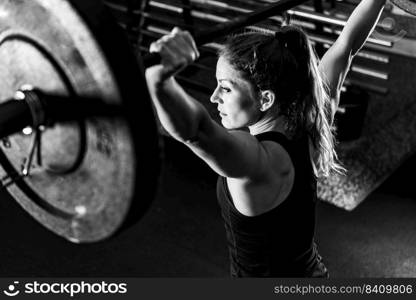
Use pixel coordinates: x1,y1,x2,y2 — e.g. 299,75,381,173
318,0,386,120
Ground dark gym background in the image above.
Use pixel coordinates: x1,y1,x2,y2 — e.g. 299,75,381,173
1,0,416,277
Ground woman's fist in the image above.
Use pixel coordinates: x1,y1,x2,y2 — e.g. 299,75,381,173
147,27,200,82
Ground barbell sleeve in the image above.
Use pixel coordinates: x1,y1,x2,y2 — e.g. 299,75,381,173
0,99,32,139
36,90,124,123
0,89,124,140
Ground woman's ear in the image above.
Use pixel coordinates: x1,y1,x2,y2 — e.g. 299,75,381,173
259,90,276,112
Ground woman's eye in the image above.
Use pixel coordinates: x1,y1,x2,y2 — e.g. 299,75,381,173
220,86,231,93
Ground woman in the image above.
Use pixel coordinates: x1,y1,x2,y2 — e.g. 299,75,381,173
145,0,386,277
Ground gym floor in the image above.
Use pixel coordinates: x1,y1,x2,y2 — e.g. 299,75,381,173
0,136,415,278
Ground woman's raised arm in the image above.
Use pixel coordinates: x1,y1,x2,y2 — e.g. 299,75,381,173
319,0,387,119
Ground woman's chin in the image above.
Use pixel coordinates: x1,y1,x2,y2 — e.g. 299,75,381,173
221,118,245,130
221,121,239,130
220,119,232,129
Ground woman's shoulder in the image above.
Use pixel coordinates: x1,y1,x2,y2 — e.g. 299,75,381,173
226,137,295,216
257,136,294,178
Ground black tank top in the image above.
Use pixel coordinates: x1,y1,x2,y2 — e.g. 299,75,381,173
216,131,324,277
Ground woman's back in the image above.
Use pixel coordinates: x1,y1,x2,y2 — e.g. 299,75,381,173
217,131,327,277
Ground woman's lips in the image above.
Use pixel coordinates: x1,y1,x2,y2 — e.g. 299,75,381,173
219,111,227,117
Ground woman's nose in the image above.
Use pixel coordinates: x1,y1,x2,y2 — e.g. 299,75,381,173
210,88,221,103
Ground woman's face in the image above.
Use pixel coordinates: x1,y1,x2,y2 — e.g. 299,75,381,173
210,56,261,129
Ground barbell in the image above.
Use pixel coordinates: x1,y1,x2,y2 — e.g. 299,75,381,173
0,0,160,243
0,0,415,243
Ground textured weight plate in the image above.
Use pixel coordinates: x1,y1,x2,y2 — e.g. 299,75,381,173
391,0,416,16
0,0,160,243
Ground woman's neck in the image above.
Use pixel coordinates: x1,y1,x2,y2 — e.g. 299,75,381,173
248,115,287,136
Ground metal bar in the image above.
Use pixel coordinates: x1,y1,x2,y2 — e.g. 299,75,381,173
0,91,123,140
190,0,251,13
149,1,183,13
144,0,309,67
191,10,228,22
137,0,152,46
350,66,389,80
344,79,389,95
103,1,129,12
